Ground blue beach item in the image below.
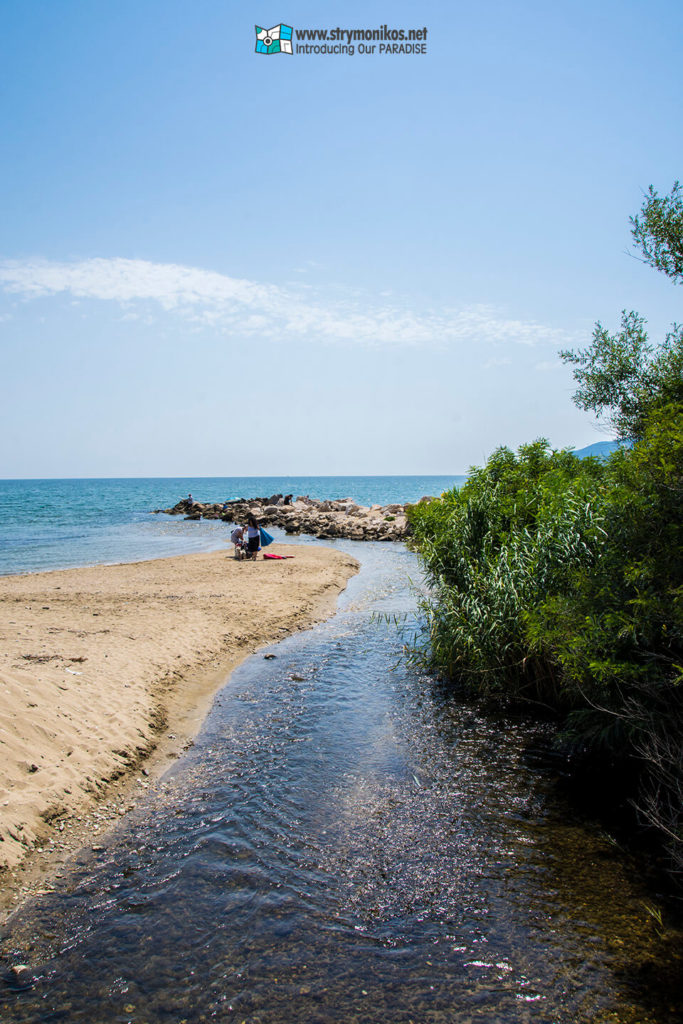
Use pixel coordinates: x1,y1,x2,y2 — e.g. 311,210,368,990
259,527,274,546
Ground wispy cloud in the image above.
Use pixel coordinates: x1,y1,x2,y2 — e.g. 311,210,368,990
482,356,513,370
0,257,575,349
534,359,565,372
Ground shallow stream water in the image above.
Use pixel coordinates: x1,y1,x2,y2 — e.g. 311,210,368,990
1,542,680,1023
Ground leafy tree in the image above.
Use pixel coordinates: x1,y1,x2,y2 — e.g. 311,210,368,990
631,180,683,284
408,183,683,880
527,404,683,873
559,315,683,440
560,182,683,440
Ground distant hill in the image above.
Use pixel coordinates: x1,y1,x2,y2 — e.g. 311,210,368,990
573,439,632,459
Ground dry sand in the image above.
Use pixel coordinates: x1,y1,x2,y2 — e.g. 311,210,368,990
0,543,358,920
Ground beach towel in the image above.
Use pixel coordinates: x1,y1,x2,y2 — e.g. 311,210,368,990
263,553,294,560
259,527,274,546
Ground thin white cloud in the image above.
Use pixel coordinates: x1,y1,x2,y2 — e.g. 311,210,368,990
534,359,565,372
0,257,575,349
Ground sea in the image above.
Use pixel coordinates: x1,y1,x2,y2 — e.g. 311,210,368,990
0,475,466,576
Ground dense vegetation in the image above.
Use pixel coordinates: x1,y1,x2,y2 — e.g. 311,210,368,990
408,184,683,881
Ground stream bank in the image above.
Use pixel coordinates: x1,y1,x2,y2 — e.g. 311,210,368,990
2,541,681,1023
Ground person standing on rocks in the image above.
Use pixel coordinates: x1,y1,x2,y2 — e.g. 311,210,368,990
245,515,261,561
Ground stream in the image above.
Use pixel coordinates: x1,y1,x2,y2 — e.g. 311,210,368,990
1,541,679,1023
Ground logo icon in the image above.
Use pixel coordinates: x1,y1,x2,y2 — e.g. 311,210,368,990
255,24,293,55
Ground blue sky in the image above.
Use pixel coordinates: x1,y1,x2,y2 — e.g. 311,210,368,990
1,0,681,477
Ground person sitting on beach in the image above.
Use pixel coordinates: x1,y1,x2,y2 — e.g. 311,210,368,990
230,525,246,559
245,515,261,561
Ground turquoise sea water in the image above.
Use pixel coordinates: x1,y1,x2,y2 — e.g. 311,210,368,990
0,476,465,576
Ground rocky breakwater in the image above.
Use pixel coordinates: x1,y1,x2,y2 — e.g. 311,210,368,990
152,494,425,542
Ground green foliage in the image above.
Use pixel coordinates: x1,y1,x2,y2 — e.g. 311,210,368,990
526,405,683,711
631,181,683,284
409,415,683,875
560,314,683,440
560,181,683,441
408,182,683,877
408,440,607,703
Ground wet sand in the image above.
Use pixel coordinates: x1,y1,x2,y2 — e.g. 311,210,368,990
0,544,358,920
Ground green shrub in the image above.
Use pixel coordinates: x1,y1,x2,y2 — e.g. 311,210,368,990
408,184,683,878
408,440,607,704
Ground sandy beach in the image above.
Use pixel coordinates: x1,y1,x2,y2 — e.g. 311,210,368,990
0,543,358,920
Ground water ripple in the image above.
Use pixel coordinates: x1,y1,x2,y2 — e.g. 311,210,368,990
1,543,680,1024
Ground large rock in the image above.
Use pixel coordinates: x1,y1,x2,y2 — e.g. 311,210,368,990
152,493,424,542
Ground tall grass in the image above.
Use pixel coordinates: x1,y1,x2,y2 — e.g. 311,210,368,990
408,424,683,881
409,440,605,705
